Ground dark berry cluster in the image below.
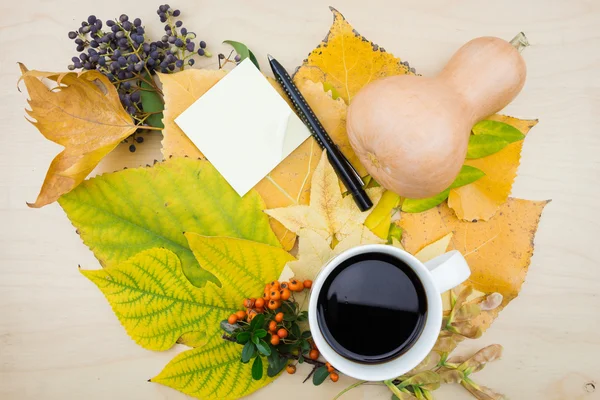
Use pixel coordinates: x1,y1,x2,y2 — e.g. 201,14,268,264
67,4,211,128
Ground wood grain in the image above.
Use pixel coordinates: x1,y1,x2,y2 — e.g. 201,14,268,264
1,0,599,399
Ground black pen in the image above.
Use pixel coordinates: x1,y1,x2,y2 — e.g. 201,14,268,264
267,55,373,211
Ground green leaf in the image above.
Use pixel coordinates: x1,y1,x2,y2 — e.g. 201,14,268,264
388,223,403,243
449,165,486,189
223,40,260,70
242,341,257,363
472,120,525,143
301,339,311,352
60,158,281,287
140,75,164,129
267,354,286,377
152,335,275,399
291,323,301,339
254,329,267,338
237,332,250,344
251,334,259,345
466,134,509,159
301,330,312,339
283,313,297,322
248,50,261,70
402,165,486,213
250,314,265,331
313,366,330,385
252,356,264,380
256,340,271,356
298,354,304,363
297,311,309,322
402,190,450,213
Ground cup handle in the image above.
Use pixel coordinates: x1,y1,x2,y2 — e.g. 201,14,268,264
424,250,471,293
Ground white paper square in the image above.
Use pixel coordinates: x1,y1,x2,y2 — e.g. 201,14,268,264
175,59,311,196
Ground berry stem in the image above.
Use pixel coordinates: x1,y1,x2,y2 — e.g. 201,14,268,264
509,32,529,53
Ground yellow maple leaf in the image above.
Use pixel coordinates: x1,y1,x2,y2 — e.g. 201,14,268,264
400,198,549,305
266,151,384,244
18,64,139,207
293,7,413,104
448,115,539,221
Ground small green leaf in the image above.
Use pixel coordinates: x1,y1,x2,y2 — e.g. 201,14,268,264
256,340,272,356
472,120,525,143
255,329,267,338
402,190,450,213
301,330,312,339
466,134,509,159
300,340,311,352
277,343,295,353
291,323,301,338
313,366,330,385
251,334,259,345
388,223,402,243
449,165,486,189
298,354,304,364
237,331,250,344
241,341,256,363
252,356,263,380
140,76,164,129
267,354,286,377
248,50,261,70
283,313,297,322
250,314,264,331
402,165,486,213
282,301,297,314
223,40,260,70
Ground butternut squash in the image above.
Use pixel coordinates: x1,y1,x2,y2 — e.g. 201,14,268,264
347,33,528,198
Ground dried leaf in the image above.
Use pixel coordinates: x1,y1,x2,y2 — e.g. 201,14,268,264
59,158,280,287
293,7,412,104
479,293,503,311
448,115,539,221
433,336,458,353
18,64,138,207
459,345,503,374
438,368,464,384
406,352,441,376
400,198,549,308
398,371,440,391
266,151,384,244
461,381,507,400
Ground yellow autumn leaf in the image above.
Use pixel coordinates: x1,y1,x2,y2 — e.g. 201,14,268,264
293,7,413,104
448,115,539,221
152,335,275,400
82,235,293,399
18,64,138,207
400,198,549,305
266,151,384,245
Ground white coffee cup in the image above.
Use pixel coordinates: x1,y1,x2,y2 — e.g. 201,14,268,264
308,244,470,381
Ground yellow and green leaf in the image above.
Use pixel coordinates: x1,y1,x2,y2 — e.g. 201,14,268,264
402,166,485,213
152,335,277,399
60,157,280,287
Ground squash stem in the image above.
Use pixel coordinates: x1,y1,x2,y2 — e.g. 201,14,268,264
510,32,529,53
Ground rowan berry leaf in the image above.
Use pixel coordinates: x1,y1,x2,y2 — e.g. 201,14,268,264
241,341,256,363
256,340,271,356
254,329,267,339
312,366,329,386
252,356,263,380
236,331,250,344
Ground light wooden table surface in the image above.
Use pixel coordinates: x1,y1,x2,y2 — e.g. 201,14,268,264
1,0,599,399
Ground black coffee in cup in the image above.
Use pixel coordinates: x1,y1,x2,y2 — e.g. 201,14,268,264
316,252,427,363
